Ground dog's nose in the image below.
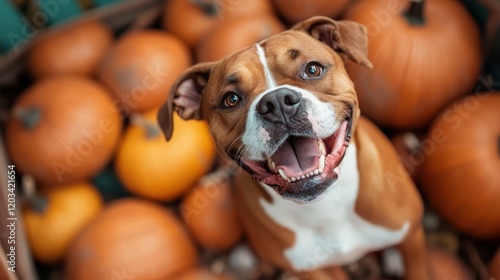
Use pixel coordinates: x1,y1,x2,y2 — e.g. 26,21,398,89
256,88,302,123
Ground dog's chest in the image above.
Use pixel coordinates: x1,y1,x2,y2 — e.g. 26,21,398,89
259,145,410,270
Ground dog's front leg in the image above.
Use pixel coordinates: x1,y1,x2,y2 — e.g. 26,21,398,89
397,225,430,280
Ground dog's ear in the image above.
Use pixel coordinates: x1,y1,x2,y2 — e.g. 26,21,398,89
157,62,215,141
293,16,373,69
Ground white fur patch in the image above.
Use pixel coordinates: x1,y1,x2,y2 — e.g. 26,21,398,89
256,44,277,89
258,144,410,270
258,126,271,142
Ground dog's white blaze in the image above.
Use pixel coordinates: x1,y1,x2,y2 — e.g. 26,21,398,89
259,144,410,270
255,44,277,89
242,85,336,160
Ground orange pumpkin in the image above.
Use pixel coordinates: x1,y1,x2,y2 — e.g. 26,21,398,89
176,268,231,280
22,181,103,263
180,170,243,250
65,198,197,280
115,109,216,201
427,247,473,280
273,0,350,24
344,0,482,128
6,75,122,186
27,20,112,79
420,93,500,238
196,15,285,62
490,248,500,280
162,0,274,48
98,30,191,114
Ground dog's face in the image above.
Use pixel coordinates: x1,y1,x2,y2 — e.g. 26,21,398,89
158,17,372,203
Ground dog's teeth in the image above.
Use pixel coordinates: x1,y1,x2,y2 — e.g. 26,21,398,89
318,155,325,171
309,171,314,176
314,170,320,175
318,139,327,155
301,175,305,179
267,158,276,172
279,169,290,181
306,174,310,178
291,177,297,182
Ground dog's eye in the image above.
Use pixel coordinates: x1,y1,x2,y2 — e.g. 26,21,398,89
223,92,241,108
304,62,324,78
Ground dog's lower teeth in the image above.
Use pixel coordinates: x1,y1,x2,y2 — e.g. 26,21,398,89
279,169,290,181
301,175,305,179
314,170,319,175
319,155,325,171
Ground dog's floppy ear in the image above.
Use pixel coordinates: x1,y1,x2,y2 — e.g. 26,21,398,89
293,16,373,69
157,62,215,141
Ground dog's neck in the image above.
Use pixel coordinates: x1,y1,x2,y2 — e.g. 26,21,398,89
256,143,410,270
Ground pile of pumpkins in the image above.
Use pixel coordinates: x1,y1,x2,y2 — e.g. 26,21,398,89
3,0,500,279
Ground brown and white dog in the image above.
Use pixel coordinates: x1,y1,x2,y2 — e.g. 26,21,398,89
158,16,428,280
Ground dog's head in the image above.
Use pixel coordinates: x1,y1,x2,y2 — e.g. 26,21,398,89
158,16,372,203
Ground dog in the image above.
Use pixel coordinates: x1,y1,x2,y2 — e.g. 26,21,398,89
158,16,428,280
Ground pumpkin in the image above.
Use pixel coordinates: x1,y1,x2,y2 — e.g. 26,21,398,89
22,180,103,263
426,247,473,280
162,0,274,48
115,110,216,201
344,0,482,128
6,75,122,186
197,15,285,62
176,268,231,280
98,30,191,114
420,93,500,238
180,169,243,250
491,248,500,280
65,198,197,280
27,20,112,79
272,0,350,24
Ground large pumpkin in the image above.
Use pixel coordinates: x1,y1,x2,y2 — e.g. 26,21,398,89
65,198,197,280
180,170,243,250
420,93,500,238
6,75,122,185
98,30,191,114
27,20,112,79
344,0,482,128
162,0,274,48
115,109,216,201
22,181,103,263
272,0,350,24
197,15,285,62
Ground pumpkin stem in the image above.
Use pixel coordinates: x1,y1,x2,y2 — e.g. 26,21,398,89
12,107,41,129
190,0,219,17
404,0,426,26
22,174,49,213
130,114,161,139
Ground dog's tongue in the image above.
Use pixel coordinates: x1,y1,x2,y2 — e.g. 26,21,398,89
271,137,321,177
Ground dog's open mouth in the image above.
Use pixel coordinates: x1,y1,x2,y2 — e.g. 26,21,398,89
242,112,352,195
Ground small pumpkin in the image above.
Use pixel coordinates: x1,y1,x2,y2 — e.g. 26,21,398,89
27,20,112,79
272,0,350,24
162,0,274,48
65,198,197,280
196,15,285,62
176,268,231,280
344,0,482,128
6,75,122,186
180,169,243,250
115,110,216,201
426,247,473,280
420,93,500,238
22,179,103,263
98,30,191,114
490,248,500,280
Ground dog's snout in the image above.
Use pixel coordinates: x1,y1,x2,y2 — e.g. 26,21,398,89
257,88,302,123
